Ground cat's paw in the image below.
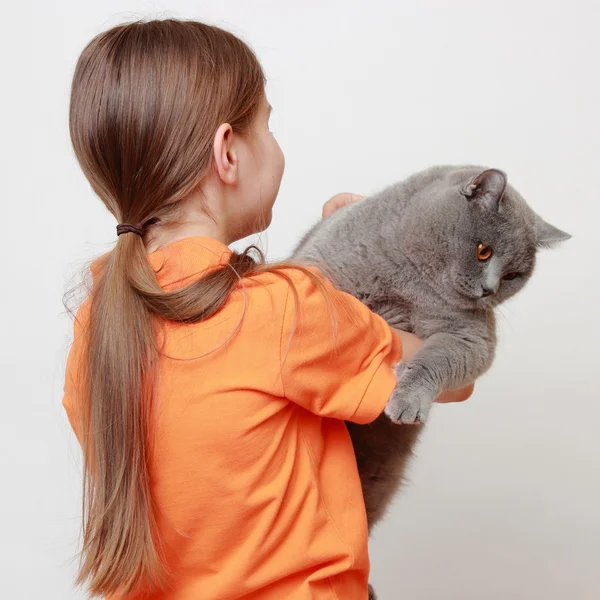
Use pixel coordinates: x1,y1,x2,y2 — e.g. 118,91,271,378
384,385,433,423
383,364,436,424
368,583,377,600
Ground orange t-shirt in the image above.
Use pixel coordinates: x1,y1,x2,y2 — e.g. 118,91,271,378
63,236,402,600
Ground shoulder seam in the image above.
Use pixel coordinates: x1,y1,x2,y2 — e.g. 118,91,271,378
278,280,291,398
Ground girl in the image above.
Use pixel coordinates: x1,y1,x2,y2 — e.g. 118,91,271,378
63,18,473,600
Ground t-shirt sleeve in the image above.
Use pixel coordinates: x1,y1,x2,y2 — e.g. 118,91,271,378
278,267,402,424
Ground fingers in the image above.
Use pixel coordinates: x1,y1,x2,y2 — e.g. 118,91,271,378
435,383,475,404
390,328,423,361
322,193,365,218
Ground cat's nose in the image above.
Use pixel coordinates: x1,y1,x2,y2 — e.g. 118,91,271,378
481,286,496,297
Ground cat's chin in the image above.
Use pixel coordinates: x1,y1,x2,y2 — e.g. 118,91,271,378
451,290,498,311
476,297,499,309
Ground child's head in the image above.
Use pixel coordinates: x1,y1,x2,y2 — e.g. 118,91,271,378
68,19,289,596
70,18,284,247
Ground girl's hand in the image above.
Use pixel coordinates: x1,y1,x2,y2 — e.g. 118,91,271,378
391,328,475,404
322,193,364,218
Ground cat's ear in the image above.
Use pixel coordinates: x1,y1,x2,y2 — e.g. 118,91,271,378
461,169,507,211
535,215,572,249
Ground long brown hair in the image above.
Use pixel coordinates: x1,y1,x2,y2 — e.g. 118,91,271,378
68,18,338,597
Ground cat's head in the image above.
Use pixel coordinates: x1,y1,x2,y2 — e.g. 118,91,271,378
400,167,571,310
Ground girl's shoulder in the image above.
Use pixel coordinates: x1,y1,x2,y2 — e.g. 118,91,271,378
242,263,330,294
239,264,337,315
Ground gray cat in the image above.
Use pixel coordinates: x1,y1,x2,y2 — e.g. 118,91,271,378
292,165,570,551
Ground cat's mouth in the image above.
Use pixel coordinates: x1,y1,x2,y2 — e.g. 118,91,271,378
455,288,497,307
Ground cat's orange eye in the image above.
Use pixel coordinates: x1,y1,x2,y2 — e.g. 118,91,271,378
476,243,493,261
503,272,519,281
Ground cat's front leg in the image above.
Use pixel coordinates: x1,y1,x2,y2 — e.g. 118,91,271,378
384,328,495,423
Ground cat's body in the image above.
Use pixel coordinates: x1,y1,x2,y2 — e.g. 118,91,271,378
292,165,569,531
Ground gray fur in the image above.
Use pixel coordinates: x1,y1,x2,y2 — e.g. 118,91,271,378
292,165,570,534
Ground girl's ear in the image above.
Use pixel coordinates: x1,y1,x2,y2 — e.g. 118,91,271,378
213,123,238,185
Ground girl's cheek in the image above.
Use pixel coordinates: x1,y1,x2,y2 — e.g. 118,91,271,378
276,142,285,176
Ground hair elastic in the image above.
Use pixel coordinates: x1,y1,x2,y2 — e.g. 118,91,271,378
116,223,145,237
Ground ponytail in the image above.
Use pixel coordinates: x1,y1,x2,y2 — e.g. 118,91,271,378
78,234,163,593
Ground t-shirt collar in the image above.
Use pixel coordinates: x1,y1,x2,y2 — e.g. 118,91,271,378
147,236,232,290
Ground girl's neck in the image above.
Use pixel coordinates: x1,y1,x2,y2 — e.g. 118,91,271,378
144,186,229,253
145,218,227,254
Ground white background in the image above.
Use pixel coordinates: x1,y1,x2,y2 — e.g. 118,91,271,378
2,1,598,598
